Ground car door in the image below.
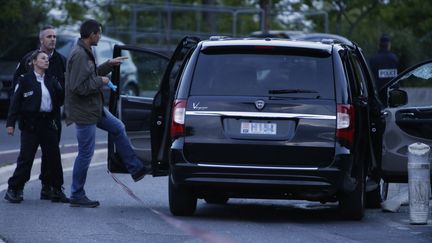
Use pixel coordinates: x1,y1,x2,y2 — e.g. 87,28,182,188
381,59,432,182
107,37,200,176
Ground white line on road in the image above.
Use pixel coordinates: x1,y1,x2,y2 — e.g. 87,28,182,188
0,149,107,192
0,141,107,155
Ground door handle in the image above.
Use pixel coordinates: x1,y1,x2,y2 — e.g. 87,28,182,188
400,112,416,119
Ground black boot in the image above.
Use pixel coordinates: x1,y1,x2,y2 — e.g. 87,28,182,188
51,187,70,203
70,196,100,208
4,188,23,203
40,184,52,200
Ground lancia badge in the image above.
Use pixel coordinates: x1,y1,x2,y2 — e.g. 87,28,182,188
255,100,265,110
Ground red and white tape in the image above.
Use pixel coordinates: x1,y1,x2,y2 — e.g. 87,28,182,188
108,171,237,243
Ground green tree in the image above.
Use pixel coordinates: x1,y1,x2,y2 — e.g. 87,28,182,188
0,0,51,51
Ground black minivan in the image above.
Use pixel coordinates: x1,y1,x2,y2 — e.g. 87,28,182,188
107,36,396,220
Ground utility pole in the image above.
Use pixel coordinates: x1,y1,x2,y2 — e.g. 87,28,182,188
259,0,271,33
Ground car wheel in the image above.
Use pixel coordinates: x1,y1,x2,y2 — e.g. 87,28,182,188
365,185,382,208
122,83,139,96
204,196,229,204
381,181,389,201
168,176,197,216
339,157,365,220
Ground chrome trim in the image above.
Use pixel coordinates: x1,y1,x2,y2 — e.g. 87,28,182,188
186,111,335,120
120,95,153,102
197,163,319,170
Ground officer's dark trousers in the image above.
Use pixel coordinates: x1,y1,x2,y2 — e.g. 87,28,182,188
38,115,62,186
8,117,64,191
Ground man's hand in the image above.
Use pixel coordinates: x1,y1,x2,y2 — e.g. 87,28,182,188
6,127,14,136
101,76,110,84
108,56,128,66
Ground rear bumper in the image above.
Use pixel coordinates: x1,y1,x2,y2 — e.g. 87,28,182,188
170,149,353,201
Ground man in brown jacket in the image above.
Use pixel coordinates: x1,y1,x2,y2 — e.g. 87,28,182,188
64,19,150,208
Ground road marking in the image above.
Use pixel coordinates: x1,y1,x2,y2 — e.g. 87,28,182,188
0,149,107,192
0,141,107,155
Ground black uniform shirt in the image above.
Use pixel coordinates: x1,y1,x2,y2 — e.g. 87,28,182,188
6,72,63,128
369,49,399,90
13,49,66,94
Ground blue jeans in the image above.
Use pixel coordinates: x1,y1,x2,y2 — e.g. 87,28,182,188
71,108,144,199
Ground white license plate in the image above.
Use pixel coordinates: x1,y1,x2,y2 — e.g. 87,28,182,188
240,122,277,135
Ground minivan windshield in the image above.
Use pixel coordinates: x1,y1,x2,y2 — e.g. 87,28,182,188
190,52,334,99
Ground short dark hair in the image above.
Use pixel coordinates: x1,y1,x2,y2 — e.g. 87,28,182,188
80,19,102,38
39,25,55,39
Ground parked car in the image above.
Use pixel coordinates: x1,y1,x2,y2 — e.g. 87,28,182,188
0,29,138,117
249,30,352,45
248,30,305,39
294,32,353,45
379,60,432,187
107,36,387,220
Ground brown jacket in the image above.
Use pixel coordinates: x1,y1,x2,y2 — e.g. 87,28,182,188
64,39,112,125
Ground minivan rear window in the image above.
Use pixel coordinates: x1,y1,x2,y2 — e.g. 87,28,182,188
190,52,334,99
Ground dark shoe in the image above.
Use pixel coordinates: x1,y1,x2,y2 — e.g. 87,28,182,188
51,187,70,203
40,185,52,200
131,166,152,182
70,196,100,208
4,189,23,203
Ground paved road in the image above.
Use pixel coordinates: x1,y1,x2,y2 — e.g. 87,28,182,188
0,120,431,243
0,154,431,242
0,119,107,167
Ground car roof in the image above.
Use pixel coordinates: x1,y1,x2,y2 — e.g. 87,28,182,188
201,38,333,53
56,28,124,45
294,33,353,46
249,30,306,39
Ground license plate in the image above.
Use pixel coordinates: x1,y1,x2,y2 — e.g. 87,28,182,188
240,122,277,135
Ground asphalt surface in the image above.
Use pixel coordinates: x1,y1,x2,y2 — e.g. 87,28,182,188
0,121,431,242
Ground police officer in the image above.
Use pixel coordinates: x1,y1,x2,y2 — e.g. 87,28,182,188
369,34,399,105
12,25,66,200
4,50,69,203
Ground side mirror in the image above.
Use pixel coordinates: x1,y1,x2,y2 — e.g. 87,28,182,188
388,89,408,107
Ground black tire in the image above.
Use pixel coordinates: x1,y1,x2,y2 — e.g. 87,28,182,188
168,176,197,216
122,83,139,96
339,158,365,220
365,186,382,208
381,182,389,201
204,196,229,204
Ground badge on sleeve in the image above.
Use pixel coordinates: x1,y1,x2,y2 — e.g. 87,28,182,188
23,91,33,97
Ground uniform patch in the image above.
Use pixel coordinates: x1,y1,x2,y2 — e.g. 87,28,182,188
378,69,397,78
23,91,33,97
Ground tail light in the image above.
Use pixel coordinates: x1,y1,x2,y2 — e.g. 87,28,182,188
336,104,355,146
170,99,187,139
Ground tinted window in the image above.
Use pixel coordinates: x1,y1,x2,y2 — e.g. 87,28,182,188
56,36,75,58
190,52,334,99
393,62,432,107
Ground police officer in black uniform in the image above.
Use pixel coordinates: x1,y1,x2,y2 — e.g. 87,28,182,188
4,50,69,203
369,34,399,106
12,25,66,200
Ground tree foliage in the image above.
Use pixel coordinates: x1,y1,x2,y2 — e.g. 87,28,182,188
1,0,431,69
0,0,51,50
